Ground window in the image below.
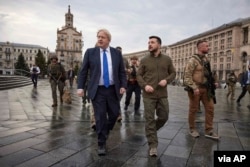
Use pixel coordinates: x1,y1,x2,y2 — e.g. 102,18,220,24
227,37,232,48
214,41,218,46
214,53,217,63
227,57,231,62
220,64,223,70
227,30,232,36
226,63,231,69
221,39,225,44
5,48,10,52
0,48,2,51
220,58,224,62
243,27,249,44
226,50,232,56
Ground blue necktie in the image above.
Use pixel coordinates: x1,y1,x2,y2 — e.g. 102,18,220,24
103,49,110,88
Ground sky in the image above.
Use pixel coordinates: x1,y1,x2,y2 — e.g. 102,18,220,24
0,0,250,54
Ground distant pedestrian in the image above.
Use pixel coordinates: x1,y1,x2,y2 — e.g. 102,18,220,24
124,56,141,114
236,65,250,107
137,36,176,157
48,55,66,107
183,40,220,140
67,67,75,88
226,71,237,100
30,64,40,88
77,29,127,156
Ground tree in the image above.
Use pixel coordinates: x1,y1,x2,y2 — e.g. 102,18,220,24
14,53,30,76
35,49,46,77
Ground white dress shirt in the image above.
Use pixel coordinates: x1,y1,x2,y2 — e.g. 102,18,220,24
99,47,114,85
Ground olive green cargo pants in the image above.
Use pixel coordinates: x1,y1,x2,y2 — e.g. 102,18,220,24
143,97,169,148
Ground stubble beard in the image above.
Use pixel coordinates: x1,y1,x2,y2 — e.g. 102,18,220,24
149,47,158,54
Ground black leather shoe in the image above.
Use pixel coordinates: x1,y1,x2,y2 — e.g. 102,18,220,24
98,145,106,156
134,109,140,115
237,101,241,106
91,124,96,131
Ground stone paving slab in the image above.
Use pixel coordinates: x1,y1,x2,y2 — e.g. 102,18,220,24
0,79,249,166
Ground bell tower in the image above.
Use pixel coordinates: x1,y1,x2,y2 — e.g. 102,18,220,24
65,5,73,27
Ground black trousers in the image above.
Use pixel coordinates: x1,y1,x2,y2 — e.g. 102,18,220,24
125,83,141,110
92,86,120,146
31,74,38,87
237,85,250,102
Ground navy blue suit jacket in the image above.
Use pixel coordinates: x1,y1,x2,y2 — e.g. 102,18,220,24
240,71,249,86
78,47,127,100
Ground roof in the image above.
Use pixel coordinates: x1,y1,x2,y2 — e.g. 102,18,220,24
169,17,250,46
0,42,47,49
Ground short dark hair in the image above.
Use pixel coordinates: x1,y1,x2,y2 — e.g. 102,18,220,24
116,46,122,50
130,56,138,60
149,36,162,45
196,40,207,47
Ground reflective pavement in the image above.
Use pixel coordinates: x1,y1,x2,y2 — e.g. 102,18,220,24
0,79,249,167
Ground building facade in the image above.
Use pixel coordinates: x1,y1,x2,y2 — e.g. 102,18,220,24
125,17,250,82
0,41,49,75
55,5,83,70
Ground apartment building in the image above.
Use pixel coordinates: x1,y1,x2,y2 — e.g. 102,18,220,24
125,17,250,81
169,17,250,81
55,5,83,70
0,41,49,75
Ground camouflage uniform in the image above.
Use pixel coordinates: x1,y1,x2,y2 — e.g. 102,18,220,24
226,72,237,100
48,63,66,106
183,54,217,134
124,56,141,112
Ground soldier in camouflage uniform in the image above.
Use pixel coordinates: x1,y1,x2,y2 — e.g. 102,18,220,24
226,71,237,100
183,40,220,140
48,55,66,107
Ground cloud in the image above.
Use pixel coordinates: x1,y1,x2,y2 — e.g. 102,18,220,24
0,0,249,54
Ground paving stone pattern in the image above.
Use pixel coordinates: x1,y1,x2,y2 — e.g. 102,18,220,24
0,79,249,167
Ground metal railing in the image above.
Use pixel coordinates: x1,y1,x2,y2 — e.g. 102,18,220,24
0,68,31,77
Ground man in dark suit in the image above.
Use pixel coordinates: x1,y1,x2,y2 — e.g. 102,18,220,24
67,67,75,88
236,64,250,107
77,29,127,156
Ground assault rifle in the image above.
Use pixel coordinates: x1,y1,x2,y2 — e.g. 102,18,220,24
203,61,216,104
